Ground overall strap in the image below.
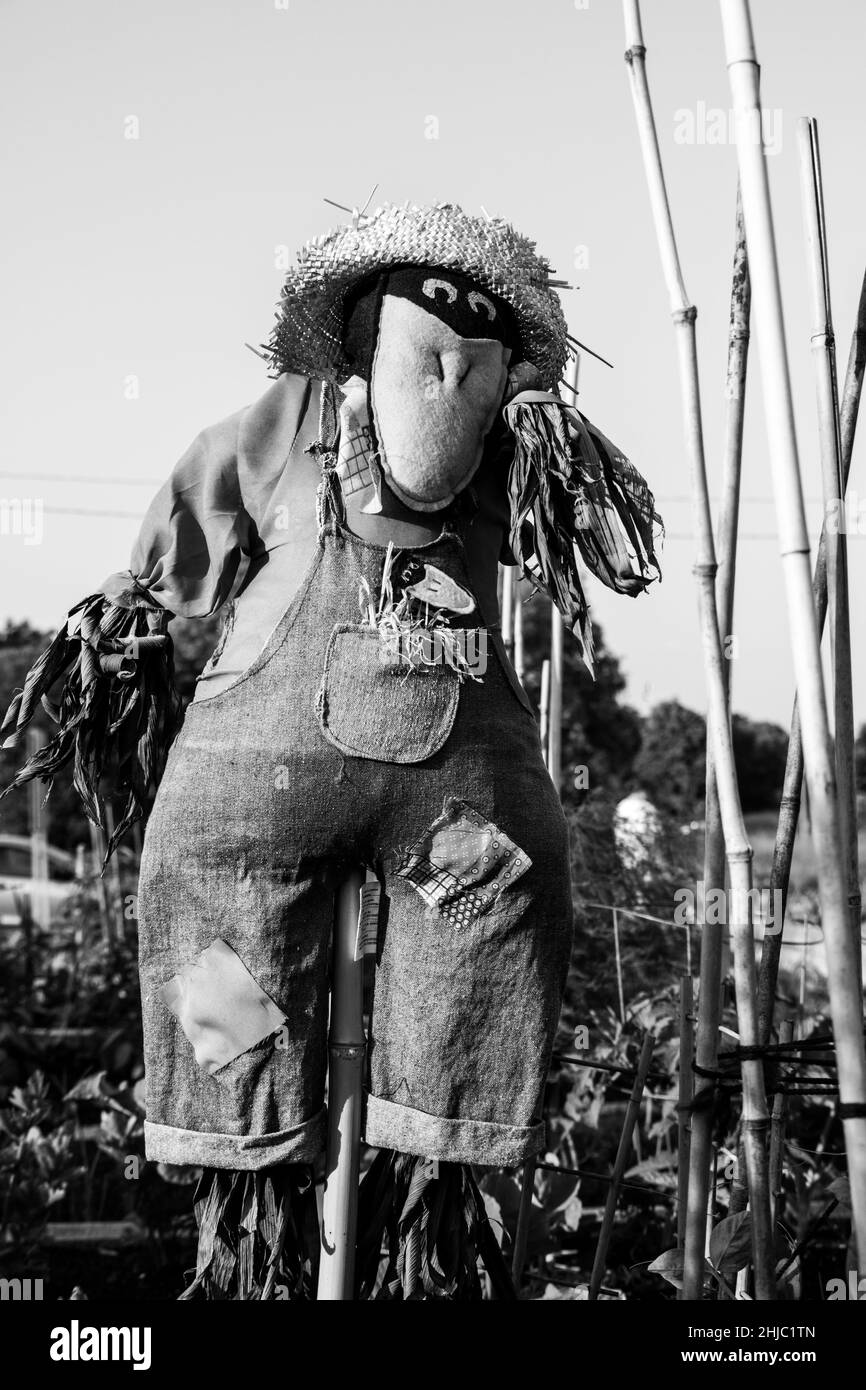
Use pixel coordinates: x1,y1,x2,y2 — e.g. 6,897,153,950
307,379,345,533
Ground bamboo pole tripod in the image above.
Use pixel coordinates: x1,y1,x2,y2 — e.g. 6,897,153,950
797,115,860,949
756,265,866,1040
720,0,866,1270
623,0,774,1299
621,0,866,1291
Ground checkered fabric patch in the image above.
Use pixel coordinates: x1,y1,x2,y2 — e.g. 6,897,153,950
336,423,375,495
399,857,461,911
398,798,532,930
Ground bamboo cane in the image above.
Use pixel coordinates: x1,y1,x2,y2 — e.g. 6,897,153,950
88,821,112,944
514,590,525,686
798,926,808,1040
716,193,751,664
769,1020,794,1226
623,0,774,1300
757,268,866,1039
514,584,568,1285
539,659,551,766
720,0,866,1271
704,191,751,835
840,271,866,466
707,1145,718,1258
798,117,860,946
705,191,751,981
677,973,694,1253
500,564,514,662
546,355,574,792
695,195,752,1265
510,1157,536,1289
588,1031,654,1300
612,906,625,1024
104,803,124,940
317,868,366,1301
548,607,563,793
26,728,50,930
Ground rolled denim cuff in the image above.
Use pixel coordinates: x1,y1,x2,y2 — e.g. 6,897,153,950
363,1094,545,1168
144,1109,326,1169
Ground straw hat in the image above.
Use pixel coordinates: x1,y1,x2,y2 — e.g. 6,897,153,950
264,201,571,391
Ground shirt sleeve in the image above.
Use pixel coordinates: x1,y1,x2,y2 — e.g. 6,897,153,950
100,408,254,619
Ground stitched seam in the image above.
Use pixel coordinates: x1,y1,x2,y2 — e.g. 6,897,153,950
331,518,462,555
487,628,535,718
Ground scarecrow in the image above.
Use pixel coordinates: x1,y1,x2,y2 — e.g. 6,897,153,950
2,202,661,1299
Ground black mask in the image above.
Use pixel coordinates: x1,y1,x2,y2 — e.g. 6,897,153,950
342,264,519,378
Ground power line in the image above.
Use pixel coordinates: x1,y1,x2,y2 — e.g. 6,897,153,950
40,505,145,520
657,494,828,504
0,470,161,486
0,473,833,505
21,505,820,539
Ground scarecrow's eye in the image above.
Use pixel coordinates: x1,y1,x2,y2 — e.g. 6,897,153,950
468,291,496,321
422,277,458,305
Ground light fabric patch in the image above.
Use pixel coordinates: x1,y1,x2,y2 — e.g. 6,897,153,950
335,376,380,508
398,798,531,928
159,938,287,1074
404,563,475,615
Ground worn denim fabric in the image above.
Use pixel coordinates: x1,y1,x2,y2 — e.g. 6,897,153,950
318,624,461,763
138,491,573,1170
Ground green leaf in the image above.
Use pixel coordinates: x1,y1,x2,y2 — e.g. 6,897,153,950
648,1246,715,1290
709,1211,752,1275
647,1247,686,1288
64,1071,113,1104
828,1176,851,1217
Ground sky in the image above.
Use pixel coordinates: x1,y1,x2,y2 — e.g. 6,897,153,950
2,0,865,728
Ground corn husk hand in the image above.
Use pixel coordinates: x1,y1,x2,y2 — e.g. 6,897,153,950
0,584,181,862
504,391,663,673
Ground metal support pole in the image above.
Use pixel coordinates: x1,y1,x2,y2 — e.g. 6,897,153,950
317,868,366,1301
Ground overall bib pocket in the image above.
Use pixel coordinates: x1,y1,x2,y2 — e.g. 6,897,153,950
317,623,460,763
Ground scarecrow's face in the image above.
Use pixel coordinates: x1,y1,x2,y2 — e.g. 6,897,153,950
343,266,517,511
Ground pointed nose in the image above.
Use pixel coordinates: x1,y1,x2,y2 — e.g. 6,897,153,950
433,347,474,390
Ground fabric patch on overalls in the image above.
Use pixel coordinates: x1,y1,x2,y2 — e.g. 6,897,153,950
397,798,532,928
402,562,476,616
158,938,287,1075
336,404,376,496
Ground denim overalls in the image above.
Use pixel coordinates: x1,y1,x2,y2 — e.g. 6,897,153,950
138,467,573,1172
